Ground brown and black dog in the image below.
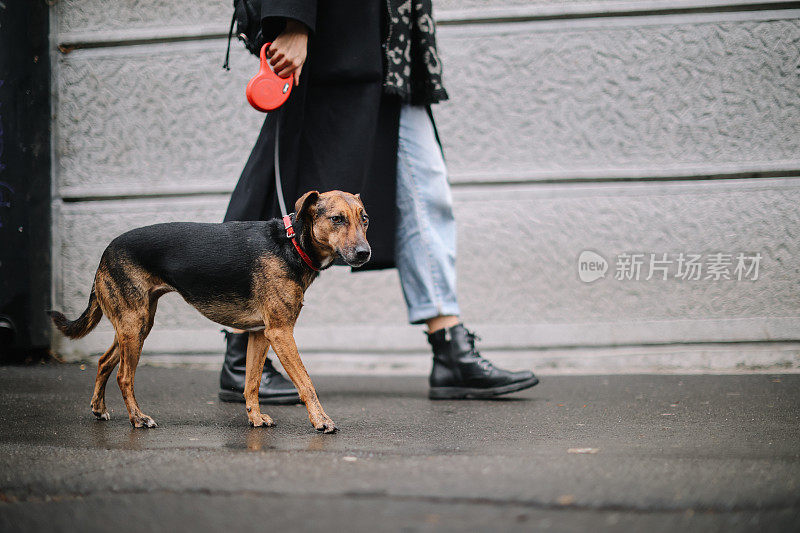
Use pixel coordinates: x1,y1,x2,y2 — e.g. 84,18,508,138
49,190,370,433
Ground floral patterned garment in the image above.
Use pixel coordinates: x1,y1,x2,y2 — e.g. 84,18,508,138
383,0,449,105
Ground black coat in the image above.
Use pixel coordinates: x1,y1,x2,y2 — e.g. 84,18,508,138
224,0,401,270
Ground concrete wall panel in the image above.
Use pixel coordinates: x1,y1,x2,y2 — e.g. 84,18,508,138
56,0,230,35
55,0,694,35
434,14,800,181
454,178,800,324
55,44,261,198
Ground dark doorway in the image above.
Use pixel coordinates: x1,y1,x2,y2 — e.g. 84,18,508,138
0,0,52,361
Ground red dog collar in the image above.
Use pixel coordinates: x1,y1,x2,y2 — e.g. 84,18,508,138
283,215,319,272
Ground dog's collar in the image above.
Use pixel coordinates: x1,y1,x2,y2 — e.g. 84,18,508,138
283,215,320,272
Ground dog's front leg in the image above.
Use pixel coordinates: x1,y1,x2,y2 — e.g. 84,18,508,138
267,326,336,433
244,331,275,427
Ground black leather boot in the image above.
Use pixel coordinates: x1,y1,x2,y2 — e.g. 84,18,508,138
218,331,301,404
428,324,539,399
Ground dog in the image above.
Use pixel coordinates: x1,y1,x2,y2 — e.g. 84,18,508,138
48,190,370,433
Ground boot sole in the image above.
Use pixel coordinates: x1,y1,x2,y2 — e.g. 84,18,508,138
218,390,302,405
429,376,540,400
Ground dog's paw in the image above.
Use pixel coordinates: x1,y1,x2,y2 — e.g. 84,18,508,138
92,410,110,421
314,419,337,434
130,414,158,428
90,401,110,421
248,413,275,428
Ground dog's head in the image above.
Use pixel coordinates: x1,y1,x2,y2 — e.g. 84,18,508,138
295,190,371,268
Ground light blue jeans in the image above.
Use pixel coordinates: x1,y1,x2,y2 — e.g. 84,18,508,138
395,105,460,324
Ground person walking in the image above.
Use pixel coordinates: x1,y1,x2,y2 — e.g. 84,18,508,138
219,0,539,404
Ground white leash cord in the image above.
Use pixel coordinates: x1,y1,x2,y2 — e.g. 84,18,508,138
273,112,289,217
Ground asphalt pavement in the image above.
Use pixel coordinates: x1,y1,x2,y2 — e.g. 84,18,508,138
0,364,798,532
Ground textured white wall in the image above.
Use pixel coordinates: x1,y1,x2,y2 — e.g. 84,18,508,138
50,2,800,359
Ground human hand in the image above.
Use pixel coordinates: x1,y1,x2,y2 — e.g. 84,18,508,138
267,19,309,86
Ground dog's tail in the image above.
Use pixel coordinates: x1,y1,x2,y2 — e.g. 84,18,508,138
48,287,103,339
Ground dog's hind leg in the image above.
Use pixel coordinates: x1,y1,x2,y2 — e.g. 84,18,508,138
116,319,156,428
113,295,160,428
90,339,119,420
93,258,165,428
244,331,275,427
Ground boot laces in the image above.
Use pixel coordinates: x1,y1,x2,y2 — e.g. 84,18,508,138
464,329,494,371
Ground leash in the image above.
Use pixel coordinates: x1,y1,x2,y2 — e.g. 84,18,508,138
274,92,318,270
275,112,317,271
274,113,288,217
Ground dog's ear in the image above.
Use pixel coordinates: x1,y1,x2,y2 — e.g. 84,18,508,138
354,193,361,203
295,190,320,221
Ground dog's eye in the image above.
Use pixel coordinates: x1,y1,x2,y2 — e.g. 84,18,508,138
329,215,345,225
361,214,369,225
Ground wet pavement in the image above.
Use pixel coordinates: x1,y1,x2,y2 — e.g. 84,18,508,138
0,364,798,532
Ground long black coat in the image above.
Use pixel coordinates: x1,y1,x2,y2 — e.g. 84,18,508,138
224,0,400,270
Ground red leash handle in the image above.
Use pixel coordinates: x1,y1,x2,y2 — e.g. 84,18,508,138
246,43,294,112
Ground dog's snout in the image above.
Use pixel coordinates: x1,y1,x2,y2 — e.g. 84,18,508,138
354,247,371,263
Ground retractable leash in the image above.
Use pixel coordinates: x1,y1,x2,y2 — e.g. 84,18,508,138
244,44,318,271
246,43,293,112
